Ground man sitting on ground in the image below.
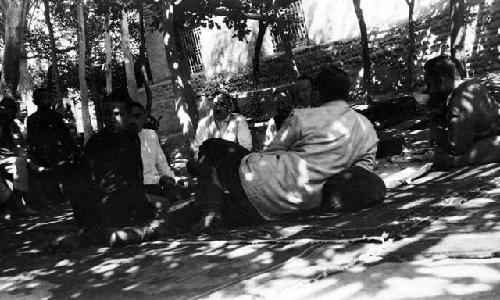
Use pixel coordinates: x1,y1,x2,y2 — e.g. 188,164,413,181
129,102,188,211
70,91,156,247
425,55,500,168
263,90,294,147
190,66,381,232
294,75,316,108
192,91,252,158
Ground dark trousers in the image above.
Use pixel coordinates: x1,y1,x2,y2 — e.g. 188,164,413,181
194,138,265,228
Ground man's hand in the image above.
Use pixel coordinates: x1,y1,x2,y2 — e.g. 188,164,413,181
159,175,175,188
159,175,188,188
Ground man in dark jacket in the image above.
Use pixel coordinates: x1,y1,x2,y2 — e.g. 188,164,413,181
71,91,156,247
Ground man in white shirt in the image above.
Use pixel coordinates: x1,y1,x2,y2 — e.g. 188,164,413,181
129,102,186,210
192,91,252,158
190,67,381,232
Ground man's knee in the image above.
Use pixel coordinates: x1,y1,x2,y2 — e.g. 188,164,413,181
322,166,386,212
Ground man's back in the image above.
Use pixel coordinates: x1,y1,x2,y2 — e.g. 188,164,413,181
446,79,500,154
239,101,378,220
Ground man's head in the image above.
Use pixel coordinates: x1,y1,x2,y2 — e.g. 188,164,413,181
33,87,54,108
129,102,146,133
424,55,465,102
101,90,133,133
212,91,234,121
0,97,18,124
313,66,350,105
273,90,293,115
294,76,314,107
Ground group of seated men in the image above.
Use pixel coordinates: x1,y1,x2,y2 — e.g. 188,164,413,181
5,54,500,248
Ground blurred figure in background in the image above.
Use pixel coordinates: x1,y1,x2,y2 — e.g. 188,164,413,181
27,88,79,207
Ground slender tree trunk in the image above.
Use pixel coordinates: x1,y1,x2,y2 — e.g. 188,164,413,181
353,0,372,103
104,10,112,95
18,0,34,115
138,1,153,115
77,0,92,143
471,0,486,61
42,0,62,111
1,0,28,100
253,20,267,85
120,10,139,102
89,78,103,130
406,0,415,91
450,0,466,60
161,0,199,153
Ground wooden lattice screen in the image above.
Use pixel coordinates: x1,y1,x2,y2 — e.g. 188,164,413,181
181,27,204,73
272,0,309,52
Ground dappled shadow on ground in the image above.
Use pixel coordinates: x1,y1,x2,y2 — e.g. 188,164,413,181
257,164,500,300
2,163,500,299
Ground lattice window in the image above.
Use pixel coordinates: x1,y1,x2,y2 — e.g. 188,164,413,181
181,27,204,73
272,0,308,52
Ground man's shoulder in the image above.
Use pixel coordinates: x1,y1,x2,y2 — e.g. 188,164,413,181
452,79,489,103
199,115,214,126
139,128,157,138
231,113,248,122
456,79,487,93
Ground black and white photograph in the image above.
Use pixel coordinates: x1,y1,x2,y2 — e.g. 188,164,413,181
1,0,500,299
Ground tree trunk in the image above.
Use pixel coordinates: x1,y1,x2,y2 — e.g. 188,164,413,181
406,0,415,91
353,0,372,103
471,0,486,59
138,1,153,115
1,0,28,100
104,9,112,95
252,20,267,85
77,0,93,143
120,10,139,102
161,0,199,153
450,0,466,60
18,0,34,115
89,77,103,130
43,0,63,111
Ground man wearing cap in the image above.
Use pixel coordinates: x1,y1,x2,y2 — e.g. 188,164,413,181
192,91,252,158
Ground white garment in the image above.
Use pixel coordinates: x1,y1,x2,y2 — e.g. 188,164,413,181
138,129,175,185
193,113,252,157
239,101,379,220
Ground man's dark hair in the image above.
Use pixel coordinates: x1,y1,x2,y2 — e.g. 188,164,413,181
424,55,465,80
33,87,51,105
101,90,134,111
129,101,145,112
313,66,350,101
212,90,239,113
